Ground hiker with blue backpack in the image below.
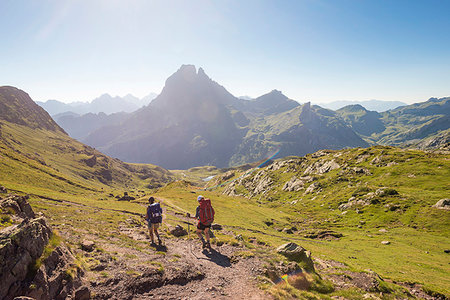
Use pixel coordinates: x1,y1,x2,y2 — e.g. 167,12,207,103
187,195,215,249
146,196,162,246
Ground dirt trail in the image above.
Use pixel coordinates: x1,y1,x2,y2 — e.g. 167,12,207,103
85,222,269,299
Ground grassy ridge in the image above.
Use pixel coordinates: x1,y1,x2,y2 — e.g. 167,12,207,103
0,121,173,200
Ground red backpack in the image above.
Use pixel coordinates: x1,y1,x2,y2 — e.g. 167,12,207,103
199,198,215,225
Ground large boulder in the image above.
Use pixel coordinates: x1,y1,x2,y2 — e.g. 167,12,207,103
276,242,315,271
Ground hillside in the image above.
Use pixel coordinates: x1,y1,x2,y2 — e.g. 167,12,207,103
199,146,450,298
0,86,173,201
83,65,367,169
0,86,65,132
337,97,450,146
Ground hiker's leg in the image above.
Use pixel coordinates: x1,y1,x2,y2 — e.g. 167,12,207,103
148,222,154,242
150,224,156,243
196,225,206,246
204,228,210,242
154,223,161,243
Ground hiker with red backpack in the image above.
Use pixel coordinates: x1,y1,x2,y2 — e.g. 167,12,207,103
188,195,215,249
146,196,162,246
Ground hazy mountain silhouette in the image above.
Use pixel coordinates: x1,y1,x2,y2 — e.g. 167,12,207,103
37,92,157,116
318,100,407,112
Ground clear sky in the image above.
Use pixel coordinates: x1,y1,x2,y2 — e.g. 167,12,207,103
1,0,449,104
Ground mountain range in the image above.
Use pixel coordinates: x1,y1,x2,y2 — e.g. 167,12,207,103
82,65,368,169
4,65,449,170
337,98,450,145
317,99,407,112
37,92,158,116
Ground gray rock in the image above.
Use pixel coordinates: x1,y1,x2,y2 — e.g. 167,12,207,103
0,194,35,219
170,225,187,237
276,243,314,271
433,198,450,210
81,240,96,252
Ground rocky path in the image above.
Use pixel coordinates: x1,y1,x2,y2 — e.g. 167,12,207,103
85,222,269,299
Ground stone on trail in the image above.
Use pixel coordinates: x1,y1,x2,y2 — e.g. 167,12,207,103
211,223,223,230
81,240,96,252
170,225,187,237
381,241,390,245
276,242,314,271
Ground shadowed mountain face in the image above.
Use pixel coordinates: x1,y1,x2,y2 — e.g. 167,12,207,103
84,65,368,169
0,86,65,133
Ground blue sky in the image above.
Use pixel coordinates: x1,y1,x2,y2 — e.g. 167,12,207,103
1,0,449,104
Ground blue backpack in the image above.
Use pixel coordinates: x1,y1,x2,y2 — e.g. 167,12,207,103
147,203,162,223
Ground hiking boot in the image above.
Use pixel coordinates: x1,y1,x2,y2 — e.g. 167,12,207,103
202,241,207,249
205,242,211,249
150,241,156,247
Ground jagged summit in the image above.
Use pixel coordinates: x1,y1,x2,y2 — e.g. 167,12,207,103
0,86,65,132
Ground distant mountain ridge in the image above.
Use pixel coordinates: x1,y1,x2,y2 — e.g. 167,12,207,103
336,97,450,145
318,99,407,112
37,92,157,116
83,65,368,169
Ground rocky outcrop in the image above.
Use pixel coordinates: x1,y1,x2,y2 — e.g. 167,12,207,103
282,176,315,192
0,194,87,300
303,159,340,175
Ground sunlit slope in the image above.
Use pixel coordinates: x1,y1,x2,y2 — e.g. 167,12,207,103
337,97,450,146
0,121,172,198
0,85,173,199
181,146,450,293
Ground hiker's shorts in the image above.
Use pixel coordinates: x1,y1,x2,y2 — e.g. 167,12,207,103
148,222,161,230
197,222,211,230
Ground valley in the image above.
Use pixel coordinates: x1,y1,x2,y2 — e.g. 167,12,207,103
1,80,449,299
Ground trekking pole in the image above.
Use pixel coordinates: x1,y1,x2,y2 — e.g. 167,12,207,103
186,213,200,259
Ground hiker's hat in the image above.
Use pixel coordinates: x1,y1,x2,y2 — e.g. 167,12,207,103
197,195,204,202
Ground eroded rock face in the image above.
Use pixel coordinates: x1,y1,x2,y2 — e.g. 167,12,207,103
0,194,86,300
